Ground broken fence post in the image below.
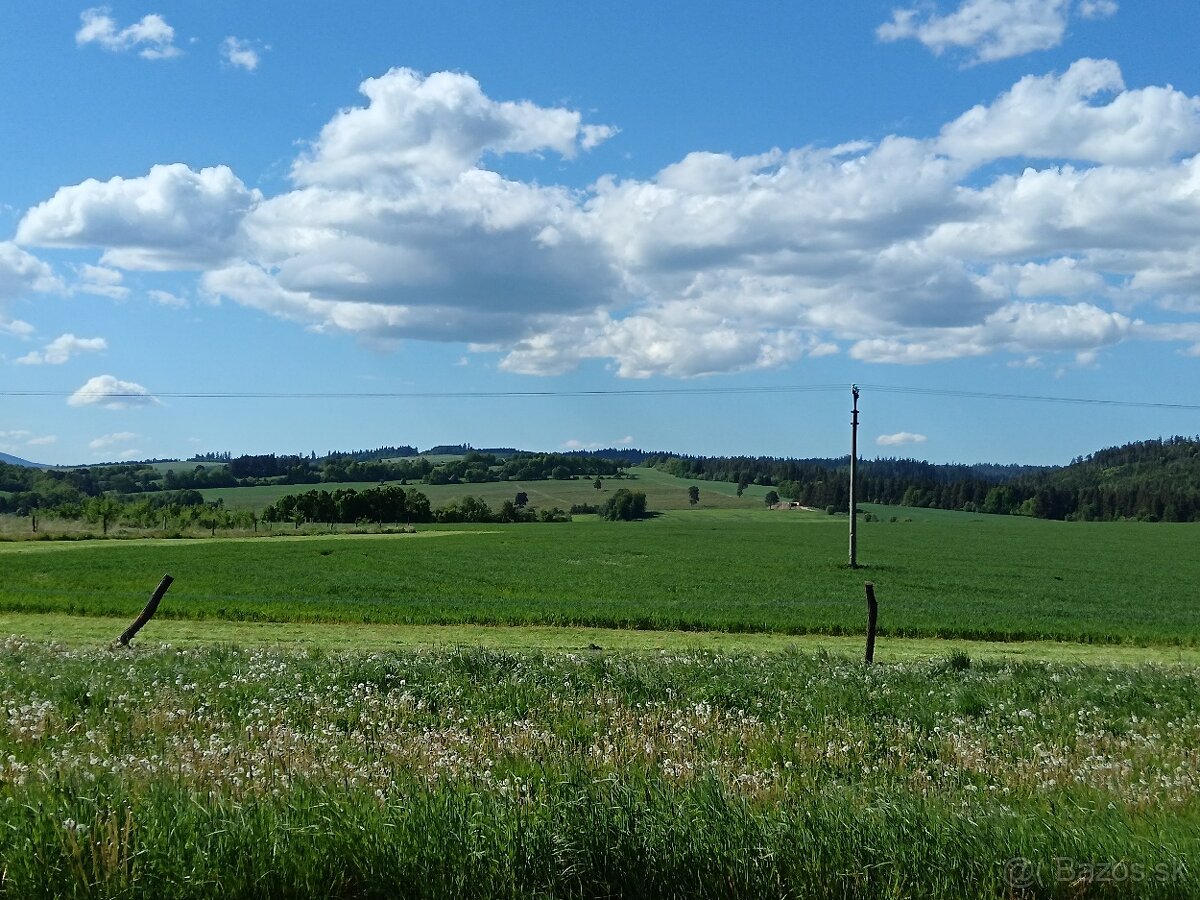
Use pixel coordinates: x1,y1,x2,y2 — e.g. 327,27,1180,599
116,575,174,646
864,581,878,664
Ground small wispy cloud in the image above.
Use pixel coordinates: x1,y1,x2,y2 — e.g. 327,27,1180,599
220,36,266,72
564,435,636,450
1007,355,1043,368
89,431,138,451
0,316,35,337
876,432,929,447
74,264,129,299
0,430,55,452
147,289,188,307
76,7,181,60
1077,0,1118,20
16,333,107,365
876,0,1115,65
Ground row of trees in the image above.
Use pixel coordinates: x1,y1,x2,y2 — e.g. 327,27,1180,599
262,486,430,525
18,494,256,536
260,486,570,526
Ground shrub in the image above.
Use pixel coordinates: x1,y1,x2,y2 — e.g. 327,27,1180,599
601,489,647,521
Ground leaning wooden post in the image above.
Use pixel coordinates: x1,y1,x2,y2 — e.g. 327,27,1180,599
116,575,174,646
864,582,878,664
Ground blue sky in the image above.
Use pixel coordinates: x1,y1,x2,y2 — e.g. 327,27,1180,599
3,1,1200,466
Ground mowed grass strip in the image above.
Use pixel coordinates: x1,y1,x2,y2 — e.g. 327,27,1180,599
6,613,1200,665
2,510,1198,644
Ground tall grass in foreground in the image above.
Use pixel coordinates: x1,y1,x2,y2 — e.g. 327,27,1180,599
1,639,1196,897
4,774,1194,899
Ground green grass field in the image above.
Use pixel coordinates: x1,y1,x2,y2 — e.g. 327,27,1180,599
1,507,1197,644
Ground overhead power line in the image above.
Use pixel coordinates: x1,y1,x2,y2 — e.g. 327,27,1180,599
1,383,1197,410
857,385,1200,412
2,385,845,400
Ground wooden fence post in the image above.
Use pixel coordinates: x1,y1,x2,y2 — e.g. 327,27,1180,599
116,575,174,646
864,582,878,664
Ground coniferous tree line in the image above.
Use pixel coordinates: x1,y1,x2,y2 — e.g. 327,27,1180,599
647,436,1200,522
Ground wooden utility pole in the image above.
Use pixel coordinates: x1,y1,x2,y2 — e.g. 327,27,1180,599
849,384,860,568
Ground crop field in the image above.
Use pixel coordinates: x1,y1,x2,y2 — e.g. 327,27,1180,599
0,639,1195,898
1,510,1198,645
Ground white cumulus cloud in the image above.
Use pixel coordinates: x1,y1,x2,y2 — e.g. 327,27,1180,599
68,375,158,409
18,62,1200,378
75,7,180,60
937,59,1200,165
17,164,260,270
291,67,616,189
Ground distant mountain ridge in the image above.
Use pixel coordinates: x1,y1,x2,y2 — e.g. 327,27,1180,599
0,452,46,469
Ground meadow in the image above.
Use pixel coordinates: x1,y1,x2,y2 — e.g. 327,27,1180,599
4,473,1199,896
0,638,1196,898
196,464,773,512
1,510,1197,645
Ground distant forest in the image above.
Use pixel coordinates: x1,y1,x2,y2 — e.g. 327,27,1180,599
0,449,629,516
3,437,1200,522
647,436,1200,522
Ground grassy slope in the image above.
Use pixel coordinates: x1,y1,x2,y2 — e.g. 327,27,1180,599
2,508,1197,644
198,464,777,512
